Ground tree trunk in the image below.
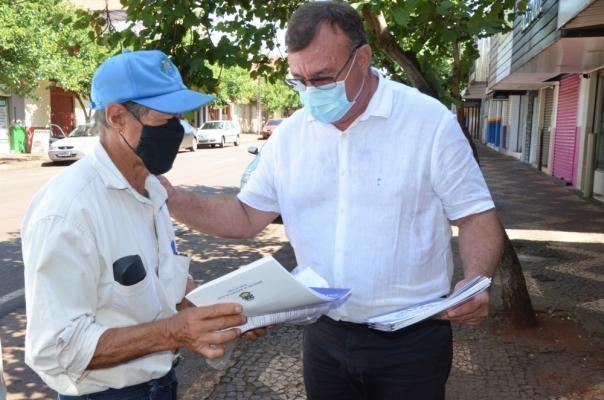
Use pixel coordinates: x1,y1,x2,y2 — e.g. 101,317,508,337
73,93,90,121
451,42,480,164
362,5,440,100
451,42,537,329
499,234,537,327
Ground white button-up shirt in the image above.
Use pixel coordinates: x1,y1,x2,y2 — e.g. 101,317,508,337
238,70,495,323
22,144,190,395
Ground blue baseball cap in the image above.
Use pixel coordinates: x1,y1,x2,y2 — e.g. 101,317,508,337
90,50,214,113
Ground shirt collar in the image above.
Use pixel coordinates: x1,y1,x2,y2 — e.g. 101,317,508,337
90,143,167,210
305,68,393,124
357,68,392,121
91,143,130,190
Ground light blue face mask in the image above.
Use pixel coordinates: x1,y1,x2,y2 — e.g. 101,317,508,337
298,52,366,124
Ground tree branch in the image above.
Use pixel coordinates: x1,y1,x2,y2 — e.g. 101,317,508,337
361,5,440,100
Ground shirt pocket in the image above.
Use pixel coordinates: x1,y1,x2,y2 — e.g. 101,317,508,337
110,272,162,325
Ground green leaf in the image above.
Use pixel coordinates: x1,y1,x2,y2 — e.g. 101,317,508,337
391,5,410,27
436,0,452,16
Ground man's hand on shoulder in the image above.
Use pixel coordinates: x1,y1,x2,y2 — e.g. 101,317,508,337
441,277,490,326
157,175,176,200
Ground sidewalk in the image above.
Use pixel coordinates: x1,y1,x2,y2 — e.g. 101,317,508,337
0,153,50,172
176,144,604,400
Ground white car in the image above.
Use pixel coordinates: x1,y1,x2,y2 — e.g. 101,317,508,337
196,120,240,148
48,125,98,163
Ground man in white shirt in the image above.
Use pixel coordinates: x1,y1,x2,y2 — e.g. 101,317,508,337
21,50,246,399
159,2,504,399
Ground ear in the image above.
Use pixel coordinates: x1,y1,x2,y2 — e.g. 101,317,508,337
357,44,372,71
105,103,128,131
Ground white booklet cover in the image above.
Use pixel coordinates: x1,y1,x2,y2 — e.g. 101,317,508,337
366,276,492,332
186,256,351,332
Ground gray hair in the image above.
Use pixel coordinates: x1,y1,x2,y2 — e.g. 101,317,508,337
93,101,150,130
285,1,368,53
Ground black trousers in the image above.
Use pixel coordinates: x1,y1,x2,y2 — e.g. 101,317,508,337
303,316,453,400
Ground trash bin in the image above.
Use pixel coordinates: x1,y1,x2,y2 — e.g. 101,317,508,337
9,125,26,153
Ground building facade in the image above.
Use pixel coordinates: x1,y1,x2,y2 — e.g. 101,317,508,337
468,0,604,201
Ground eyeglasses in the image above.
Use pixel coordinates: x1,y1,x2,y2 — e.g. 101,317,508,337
285,45,362,92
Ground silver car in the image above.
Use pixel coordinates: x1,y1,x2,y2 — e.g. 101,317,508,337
196,120,240,148
179,119,198,152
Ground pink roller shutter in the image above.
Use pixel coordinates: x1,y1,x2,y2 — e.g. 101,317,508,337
552,75,580,184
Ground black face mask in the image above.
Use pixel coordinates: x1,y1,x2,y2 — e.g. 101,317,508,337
122,117,184,175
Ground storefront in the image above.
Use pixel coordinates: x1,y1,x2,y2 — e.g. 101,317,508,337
537,86,556,171
592,70,604,199
552,74,581,185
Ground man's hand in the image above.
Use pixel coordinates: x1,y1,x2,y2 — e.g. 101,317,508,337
157,175,176,200
240,327,270,341
440,278,490,325
167,303,245,359
176,277,198,311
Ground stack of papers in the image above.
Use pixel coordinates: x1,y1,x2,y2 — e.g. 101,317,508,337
186,256,351,332
366,276,492,332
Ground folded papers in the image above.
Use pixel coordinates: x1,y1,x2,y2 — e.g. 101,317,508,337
366,276,492,332
185,256,351,332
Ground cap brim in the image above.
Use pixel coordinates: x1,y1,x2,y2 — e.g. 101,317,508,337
133,89,215,113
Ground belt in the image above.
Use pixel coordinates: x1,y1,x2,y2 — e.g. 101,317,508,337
317,315,449,336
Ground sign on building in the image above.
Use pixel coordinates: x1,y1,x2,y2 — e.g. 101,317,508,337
31,129,51,154
0,98,9,154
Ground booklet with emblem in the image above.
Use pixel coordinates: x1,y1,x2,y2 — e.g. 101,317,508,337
366,276,492,332
185,256,351,332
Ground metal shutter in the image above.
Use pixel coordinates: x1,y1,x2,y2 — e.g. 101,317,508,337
552,75,581,184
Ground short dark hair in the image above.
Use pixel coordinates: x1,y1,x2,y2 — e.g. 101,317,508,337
286,1,368,53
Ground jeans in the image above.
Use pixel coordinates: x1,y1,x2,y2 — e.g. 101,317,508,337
57,368,177,400
303,316,453,400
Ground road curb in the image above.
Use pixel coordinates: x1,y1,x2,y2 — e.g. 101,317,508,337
0,288,25,317
0,161,47,172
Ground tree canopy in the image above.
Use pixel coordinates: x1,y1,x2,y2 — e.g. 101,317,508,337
113,0,523,107
113,0,297,94
260,78,301,115
358,0,521,104
0,0,112,111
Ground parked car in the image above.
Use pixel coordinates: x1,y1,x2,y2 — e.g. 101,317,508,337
240,145,282,223
49,124,66,145
261,118,283,140
178,119,198,152
196,120,240,148
48,125,98,163
240,145,261,189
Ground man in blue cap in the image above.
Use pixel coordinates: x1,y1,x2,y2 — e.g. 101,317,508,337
21,50,246,399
